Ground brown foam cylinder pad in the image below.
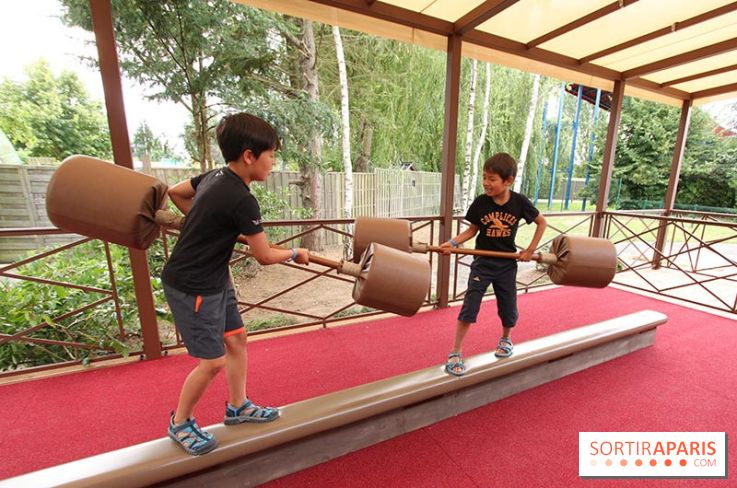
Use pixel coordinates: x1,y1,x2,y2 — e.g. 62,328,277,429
548,234,617,288
353,217,412,263
46,155,169,250
352,243,430,316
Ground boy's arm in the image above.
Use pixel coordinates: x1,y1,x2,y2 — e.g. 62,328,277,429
244,231,309,265
439,224,479,251
518,214,547,261
167,180,196,215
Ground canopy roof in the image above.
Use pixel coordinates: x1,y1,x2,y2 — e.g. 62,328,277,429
237,0,737,106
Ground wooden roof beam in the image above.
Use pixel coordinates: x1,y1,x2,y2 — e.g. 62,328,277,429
622,38,737,79
463,30,689,100
307,0,453,36
454,0,519,35
661,63,737,87
526,0,638,49
579,2,737,64
691,81,737,99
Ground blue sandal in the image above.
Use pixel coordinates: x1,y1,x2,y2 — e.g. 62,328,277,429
167,415,217,456
445,352,466,376
495,337,514,358
224,399,280,425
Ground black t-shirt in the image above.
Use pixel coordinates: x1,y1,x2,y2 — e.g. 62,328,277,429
464,191,540,253
161,167,263,295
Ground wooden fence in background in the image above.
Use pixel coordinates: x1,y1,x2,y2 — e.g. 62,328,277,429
0,163,460,261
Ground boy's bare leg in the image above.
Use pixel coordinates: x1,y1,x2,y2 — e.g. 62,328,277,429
224,331,248,407
445,320,472,374
451,320,472,353
174,357,225,423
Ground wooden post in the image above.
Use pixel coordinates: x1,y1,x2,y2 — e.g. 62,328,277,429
437,35,462,308
652,99,692,269
592,80,625,238
89,0,161,359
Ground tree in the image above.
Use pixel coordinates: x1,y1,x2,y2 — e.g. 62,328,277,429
333,26,354,257
585,98,737,208
461,59,478,208
515,74,541,193
317,31,446,171
468,63,492,206
0,60,111,161
61,0,278,171
132,121,178,171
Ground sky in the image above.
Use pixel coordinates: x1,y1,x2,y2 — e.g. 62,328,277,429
0,0,189,154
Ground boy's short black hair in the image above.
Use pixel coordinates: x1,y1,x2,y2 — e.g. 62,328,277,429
216,112,281,162
483,152,517,181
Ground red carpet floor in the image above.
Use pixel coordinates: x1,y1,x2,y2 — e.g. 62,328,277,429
2,286,736,486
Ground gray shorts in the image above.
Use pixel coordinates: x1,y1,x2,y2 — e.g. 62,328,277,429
163,281,245,359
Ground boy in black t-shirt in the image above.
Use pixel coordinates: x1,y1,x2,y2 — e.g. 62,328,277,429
162,113,309,455
442,153,546,376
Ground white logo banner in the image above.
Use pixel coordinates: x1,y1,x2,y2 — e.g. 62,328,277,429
579,432,727,478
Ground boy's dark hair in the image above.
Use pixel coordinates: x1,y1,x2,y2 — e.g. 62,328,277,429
216,112,281,162
483,152,517,181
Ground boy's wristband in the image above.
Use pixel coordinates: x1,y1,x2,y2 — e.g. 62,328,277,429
450,239,459,248
290,248,298,262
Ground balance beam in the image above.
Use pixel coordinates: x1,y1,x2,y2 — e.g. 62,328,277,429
1,310,666,488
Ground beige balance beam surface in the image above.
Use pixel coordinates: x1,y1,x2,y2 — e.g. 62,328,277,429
1,310,667,488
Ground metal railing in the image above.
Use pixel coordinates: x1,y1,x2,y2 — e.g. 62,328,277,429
1,217,444,375
604,210,737,314
3,209,735,378
0,228,129,376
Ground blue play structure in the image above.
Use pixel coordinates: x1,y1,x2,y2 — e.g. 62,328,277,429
534,83,611,211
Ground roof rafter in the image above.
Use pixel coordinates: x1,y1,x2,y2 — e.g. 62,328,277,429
300,0,733,100
578,2,737,64
526,0,638,49
308,0,453,36
622,38,737,79
464,30,689,100
662,63,737,87
454,0,519,35
691,81,737,99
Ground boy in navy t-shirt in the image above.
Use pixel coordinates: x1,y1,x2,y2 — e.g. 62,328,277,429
442,153,547,376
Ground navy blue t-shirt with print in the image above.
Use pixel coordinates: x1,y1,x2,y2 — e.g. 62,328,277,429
464,191,539,253
162,167,263,295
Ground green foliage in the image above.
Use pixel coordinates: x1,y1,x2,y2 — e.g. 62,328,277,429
316,30,446,171
235,92,336,171
0,60,112,161
0,240,169,371
61,0,280,169
584,98,737,208
132,121,179,162
250,183,312,242
246,314,299,332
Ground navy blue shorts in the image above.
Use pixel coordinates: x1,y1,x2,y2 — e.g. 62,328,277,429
457,257,518,327
163,281,245,359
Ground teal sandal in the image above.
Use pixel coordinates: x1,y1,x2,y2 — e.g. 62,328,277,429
495,337,513,358
167,415,217,456
445,352,466,376
224,399,280,425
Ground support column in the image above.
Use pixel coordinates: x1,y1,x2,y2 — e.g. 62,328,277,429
437,35,462,308
592,80,625,238
652,99,692,269
89,0,161,359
